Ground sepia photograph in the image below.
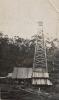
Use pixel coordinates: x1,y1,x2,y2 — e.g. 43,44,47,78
0,0,59,100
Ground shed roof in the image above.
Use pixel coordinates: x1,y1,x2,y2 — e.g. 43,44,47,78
12,67,32,79
32,79,52,85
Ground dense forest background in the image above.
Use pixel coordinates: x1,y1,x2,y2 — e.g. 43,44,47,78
0,32,59,92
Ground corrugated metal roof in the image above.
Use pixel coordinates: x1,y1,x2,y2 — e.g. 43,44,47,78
12,67,32,79
32,79,52,85
32,72,49,78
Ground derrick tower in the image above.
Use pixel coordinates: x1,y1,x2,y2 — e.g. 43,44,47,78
33,21,47,71
32,21,52,86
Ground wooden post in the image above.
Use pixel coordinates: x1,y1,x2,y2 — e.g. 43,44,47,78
0,88,1,100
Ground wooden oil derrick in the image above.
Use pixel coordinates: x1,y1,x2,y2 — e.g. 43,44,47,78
33,21,47,71
32,21,52,87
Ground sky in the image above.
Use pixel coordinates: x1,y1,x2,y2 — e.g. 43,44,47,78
0,0,59,39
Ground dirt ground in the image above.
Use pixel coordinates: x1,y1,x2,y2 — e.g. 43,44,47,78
0,84,59,100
